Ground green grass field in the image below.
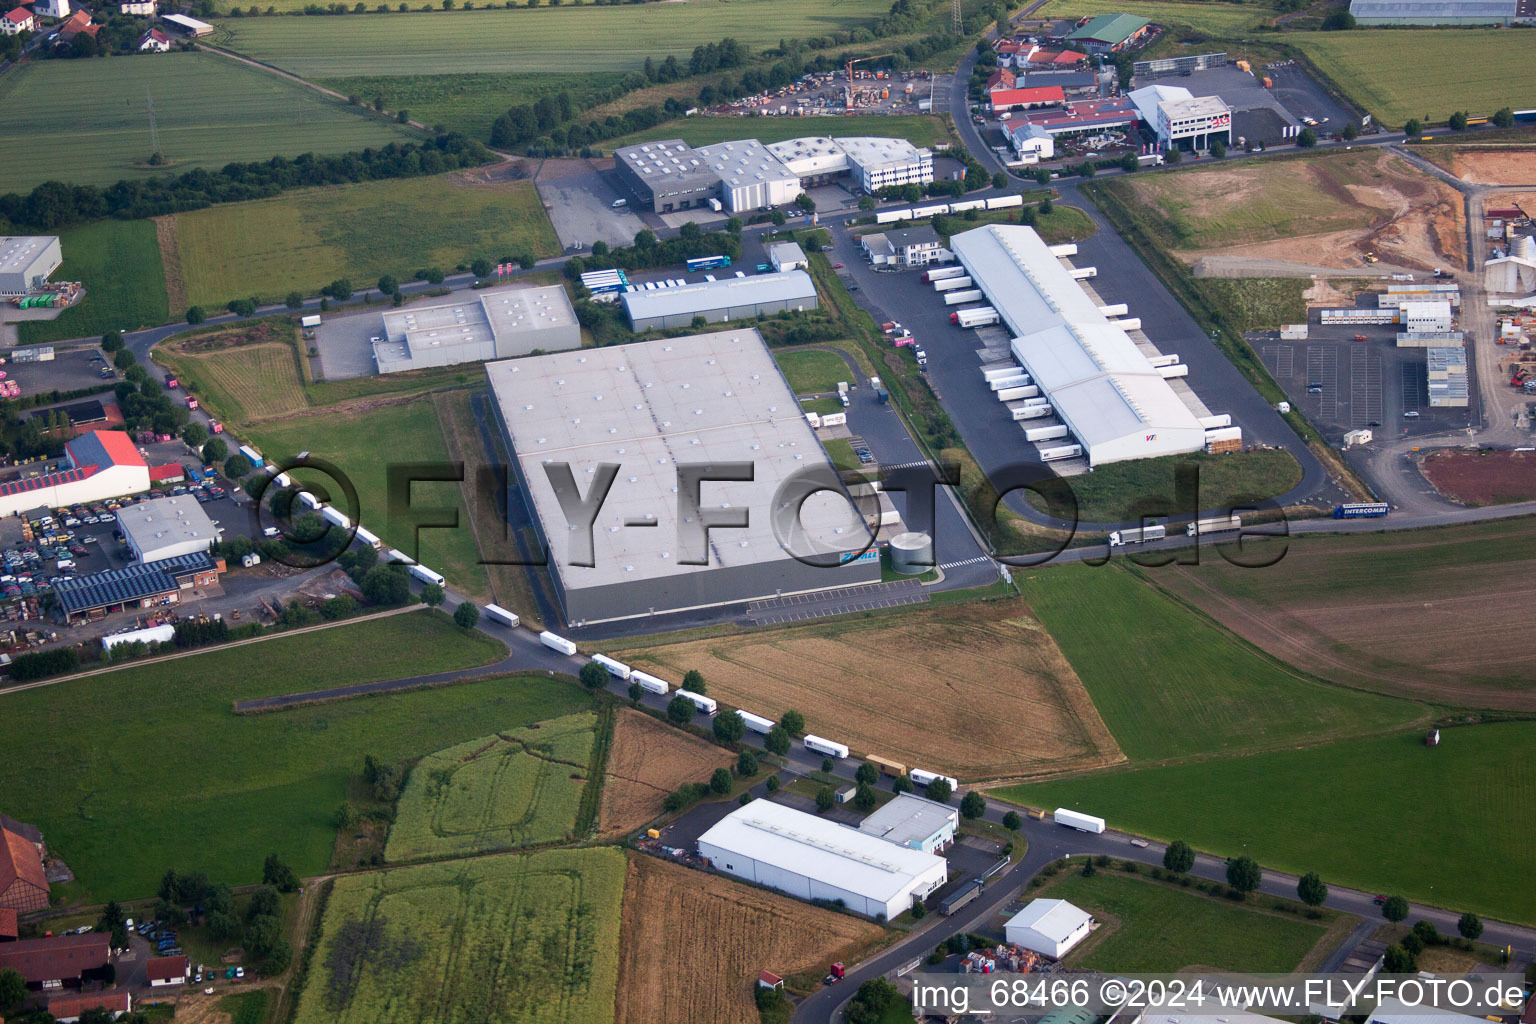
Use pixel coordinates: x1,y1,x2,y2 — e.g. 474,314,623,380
16,220,169,344
1016,563,1424,762
1196,277,1309,334
1034,0,1277,35
215,0,891,77
0,613,545,900
606,113,953,151
1292,30,1536,126
1027,449,1303,523
775,349,851,395
384,714,597,862
217,990,272,1024
170,173,560,309
997,723,1536,924
1043,871,1330,972
293,848,624,1024
246,400,490,598
0,52,416,193
314,71,594,142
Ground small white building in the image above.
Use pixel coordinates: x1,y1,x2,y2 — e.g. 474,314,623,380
1003,898,1092,958
856,793,958,854
159,11,211,34
1343,427,1373,446
1009,122,1056,163
145,954,188,987
117,494,218,563
1,6,36,33
32,0,69,18
120,0,156,13
137,26,169,50
768,241,808,273
1399,299,1453,332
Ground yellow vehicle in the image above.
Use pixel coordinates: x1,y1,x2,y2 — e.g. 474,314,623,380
1027,808,1047,820
866,754,907,778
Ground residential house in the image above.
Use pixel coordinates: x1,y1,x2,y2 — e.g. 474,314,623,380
0,825,48,913
119,0,155,12
984,67,1015,91
56,9,99,41
0,6,35,33
49,990,132,1024
32,0,69,18
137,26,168,49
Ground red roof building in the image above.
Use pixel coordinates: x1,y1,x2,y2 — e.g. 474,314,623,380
757,969,784,989
0,932,109,985
57,9,99,38
138,26,169,49
2,5,35,30
0,906,18,940
0,430,151,518
145,954,188,986
49,989,131,1023
1019,96,1139,135
0,827,48,913
147,463,185,484
989,85,1066,112
984,68,1015,91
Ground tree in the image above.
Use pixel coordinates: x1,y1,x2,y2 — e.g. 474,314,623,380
1081,857,1096,877
336,801,358,830
820,757,834,773
285,291,304,309
892,775,913,795
1404,117,1422,136
418,582,445,607
470,257,493,278
1413,919,1439,946
736,750,758,776
1492,107,1514,129
361,564,410,605
1342,122,1359,141
815,786,835,812
911,899,927,919
795,193,816,213
227,297,257,317
627,681,643,703
855,762,878,785
1038,197,1053,216
99,899,128,949
325,278,354,300
1383,943,1416,973
764,724,790,756
858,194,876,211
1002,811,1022,831
114,348,136,370
710,767,733,794
682,668,706,695
1382,895,1410,922
1297,872,1328,907
1322,8,1356,28
1449,111,1468,131
960,791,986,819
926,778,951,803
779,709,805,736
1226,855,1261,896
667,694,695,725
1120,152,1140,173
854,782,877,811
991,171,1007,190
1165,147,1183,164
1210,138,1227,159
71,29,98,56
101,330,125,353
207,910,240,941
1297,127,1318,147
580,661,609,691
1164,840,1195,874
1034,168,1051,186
377,274,399,296
180,422,207,448
1452,911,1483,941
712,710,745,743
0,969,26,1011
769,209,787,226
263,852,300,892
453,601,480,630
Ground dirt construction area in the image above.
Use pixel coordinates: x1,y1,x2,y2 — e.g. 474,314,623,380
1447,148,1536,186
599,709,735,839
614,852,888,1024
615,602,1124,781
1126,150,1465,276
1421,449,1536,505
1153,519,1536,711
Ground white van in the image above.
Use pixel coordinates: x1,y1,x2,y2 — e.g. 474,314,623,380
611,198,628,208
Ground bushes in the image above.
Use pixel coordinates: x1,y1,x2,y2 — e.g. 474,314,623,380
7,647,81,681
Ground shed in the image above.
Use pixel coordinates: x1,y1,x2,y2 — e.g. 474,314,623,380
1003,898,1091,958
757,970,785,991
768,241,808,273
300,314,322,329
146,954,188,986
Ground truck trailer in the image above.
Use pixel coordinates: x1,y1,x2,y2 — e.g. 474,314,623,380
1011,403,1052,420
803,734,850,759
1039,444,1083,462
539,631,578,656
632,670,670,695
1024,424,1070,442
678,689,718,715
922,266,967,283
1333,502,1390,519
951,307,1001,328
1186,515,1242,537
483,604,520,627
736,709,774,733
940,879,984,916
909,768,959,789
1108,524,1167,546
997,385,1040,402
933,276,974,292
590,653,631,681
989,375,1030,391
1053,808,1106,834
408,564,445,586
943,289,985,306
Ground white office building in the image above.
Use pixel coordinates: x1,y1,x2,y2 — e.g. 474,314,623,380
1129,84,1233,151
1004,898,1092,958
117,495,218,562
768,241,808,273
836,136,935,192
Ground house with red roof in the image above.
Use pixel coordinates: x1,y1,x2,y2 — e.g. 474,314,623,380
138,26,169,49
147,462,184,484
57,9,100,41
0,430,149,518
145,954,187,986
0,5,35,33
984,67,1015,91
989,85,1066,113
0,826,48,913
49,989,131,1023
0,932,109,989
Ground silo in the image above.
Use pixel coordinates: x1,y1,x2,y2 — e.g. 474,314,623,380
888,531,934,575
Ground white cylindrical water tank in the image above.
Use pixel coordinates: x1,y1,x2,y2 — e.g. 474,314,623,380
889,531,934,575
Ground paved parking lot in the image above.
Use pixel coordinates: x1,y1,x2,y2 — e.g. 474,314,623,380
746,580,929,626
535,165,649,249
4,344,114,396
310,306,382,381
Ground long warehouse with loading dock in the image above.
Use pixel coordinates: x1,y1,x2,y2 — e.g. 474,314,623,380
949,224,1212,467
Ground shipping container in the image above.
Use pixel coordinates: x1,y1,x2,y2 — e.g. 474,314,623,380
803,734,850,759
737,709,774,732
238,445,263,465
866,754,907,777
1108,524,1166,546
484,604,520,627
633,670,670,695
922,266,967,283
678,688,718,715
1048,243,1078,258
944,289,985,305
590,653,632,681
1025,424,1070,442
1186,515,1242,537
1053,807,1106,833
908,768,958,789
539,631,578,656
1040,444,1083,462
984,194,1023,210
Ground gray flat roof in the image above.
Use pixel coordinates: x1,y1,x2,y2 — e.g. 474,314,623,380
117,495,217,552
616,139,721,187
695,138,799,188
380,283,574,358
1350,0,1514,13
487,329,872,592
0,236,58,275
857,793,958,846
622,270,817,321
769,241,808,264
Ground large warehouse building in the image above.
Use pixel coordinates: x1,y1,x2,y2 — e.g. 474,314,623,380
622,272,818,331
614,139,724,212
0,236,62,297
950,225,1210,466
485,329,879,625
117,495,218,562
695,138,802,212
697,798,948,919
372,284,579,374
1348,0,1533,23
0,430,149,518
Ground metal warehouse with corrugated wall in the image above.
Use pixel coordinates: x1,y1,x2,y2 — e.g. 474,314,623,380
622,272,819,331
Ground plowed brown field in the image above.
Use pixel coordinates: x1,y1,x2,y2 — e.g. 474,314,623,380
1452,148,1536,186
1422,449,1536,505
599,709,735,839
614,853,888,1024
615,602,1122,781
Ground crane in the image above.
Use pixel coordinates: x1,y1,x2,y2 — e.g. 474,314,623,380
845,53,897,110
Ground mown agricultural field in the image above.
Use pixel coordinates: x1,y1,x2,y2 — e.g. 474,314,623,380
616,853,888,1024
1017,562,1425,763
599,710,734,840
775,349,852,395
1292,30,1536,126
294,848,625,1024
313,71,593,143
0,52,415,193
159,323,309,423
618,601,1123,781
215,0,892,77
385,713,598,862
607,113,953,151
0,613,543,900
15,220,168,344
1025,449,1302,524
997,722,1536,924
1152,518,1536,710
1041,871,1333,973
1035,0,1277,35
248,401,491,599
167,171,559,310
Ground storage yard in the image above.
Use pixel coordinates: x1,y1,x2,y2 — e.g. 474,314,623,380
615,601,1124,780
598,709,735,840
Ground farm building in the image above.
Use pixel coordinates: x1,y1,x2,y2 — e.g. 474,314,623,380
159,11,211,34
0,429,149,519
1,6,35,33
951,224,1210,466
1004,898,1092,957
1348,0,1533,23
861,225,945,267
49,990,132,1023
1060,13,1151,52
0,236,61,297
621,272,818,331
52,551,225,623
0,932,108,989
1129,84,1233,151
695,139,803,212
856,793,958,853
118,495,218,562
372,283,579,374
615,139,725,212
769,241,808,273
485,329,879,625
0,824,48,912
146,954,188,986
25,398,110,430
696,798,948,920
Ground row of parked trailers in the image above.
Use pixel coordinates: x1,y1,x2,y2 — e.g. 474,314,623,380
874,194,1025,225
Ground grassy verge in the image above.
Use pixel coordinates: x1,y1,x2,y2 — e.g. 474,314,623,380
1025,449,1303,522
17,220,169,344
776,348,854,395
